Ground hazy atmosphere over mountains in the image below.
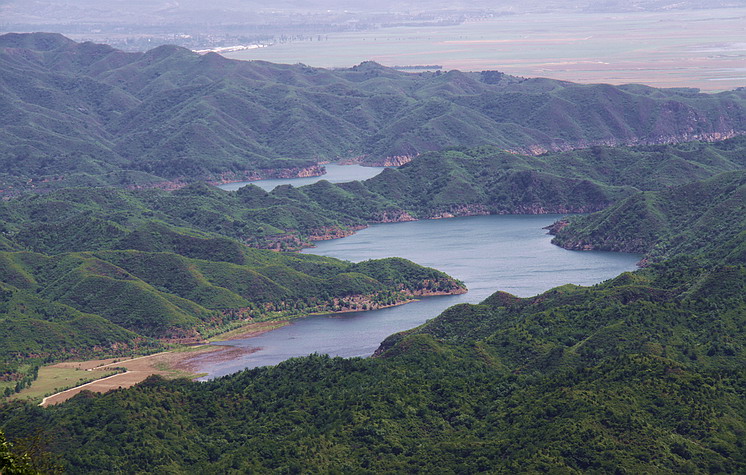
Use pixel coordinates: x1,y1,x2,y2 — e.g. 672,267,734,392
5,0,746,91
0,1,745,473
4,0,746,47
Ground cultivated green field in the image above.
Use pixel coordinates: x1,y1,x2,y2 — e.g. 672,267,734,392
227,8,746,91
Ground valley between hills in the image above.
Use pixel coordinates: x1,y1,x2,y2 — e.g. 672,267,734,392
0,33,744,473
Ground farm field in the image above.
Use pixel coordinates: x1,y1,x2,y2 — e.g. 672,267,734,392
34,350,210,407
227,8,746,91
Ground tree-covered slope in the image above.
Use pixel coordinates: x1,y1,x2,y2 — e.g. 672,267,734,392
3,137,746,253
0,279,148,363
2,32,746,194
0,429,39,474
0,247,463,356
0,199,464,385
550,170,746,263
0,257,742,473
4,249,460,333
380,260,745,371
0,185,368,252
1,152,744,472
358,137,746,216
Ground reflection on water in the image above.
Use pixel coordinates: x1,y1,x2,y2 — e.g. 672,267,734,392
216,164,386,191
193,214,641,379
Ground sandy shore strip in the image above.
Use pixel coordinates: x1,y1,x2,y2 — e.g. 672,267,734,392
39,346,223,407
208,320,290,342
38,321,291,407
170,345,262,374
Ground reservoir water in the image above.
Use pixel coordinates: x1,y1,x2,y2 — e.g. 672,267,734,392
216,164,386,191
192,215,641,379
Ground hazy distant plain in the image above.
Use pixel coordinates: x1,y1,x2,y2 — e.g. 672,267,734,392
227,8,746,91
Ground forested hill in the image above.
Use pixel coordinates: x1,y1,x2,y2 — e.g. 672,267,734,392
0,243,463,387
0,140,744,472
3,32,746,194
1,207,743,473
551,170,746,263
0,184,465,379
2,136,746,253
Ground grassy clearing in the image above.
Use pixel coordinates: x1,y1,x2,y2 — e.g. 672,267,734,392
9,367,120,403
7,349,212,406
35,349,222,406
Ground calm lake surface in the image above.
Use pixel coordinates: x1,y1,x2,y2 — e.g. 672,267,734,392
216,164,386,191
193,215,640,379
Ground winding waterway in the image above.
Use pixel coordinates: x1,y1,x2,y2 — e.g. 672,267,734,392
192,215,641,379
216,164,386,191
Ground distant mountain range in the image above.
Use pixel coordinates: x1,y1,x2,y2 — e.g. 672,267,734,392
2,32,746,195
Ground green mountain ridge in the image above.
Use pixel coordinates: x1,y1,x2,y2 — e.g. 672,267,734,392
551,170,746,264
0,242,464,380
3,136,746,253
1,257,742,473
3,33,746,194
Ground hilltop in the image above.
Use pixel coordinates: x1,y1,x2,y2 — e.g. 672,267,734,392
551,170,746,264
2,33,746,194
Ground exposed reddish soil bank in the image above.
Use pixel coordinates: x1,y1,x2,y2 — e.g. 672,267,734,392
209,321,291,342
205,165,325,186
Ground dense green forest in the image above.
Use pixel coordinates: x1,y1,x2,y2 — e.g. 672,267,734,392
551,170,746,263
2,136,746,252
0,143,744,471
0,135,745,395
2,32,746,194
0,249,743,472
0,189,464,385
0,430,38,474
0,246,462,375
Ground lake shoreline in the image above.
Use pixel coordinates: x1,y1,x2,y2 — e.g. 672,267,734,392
31,297,447,404
31,215,640,399
216,163,387,192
